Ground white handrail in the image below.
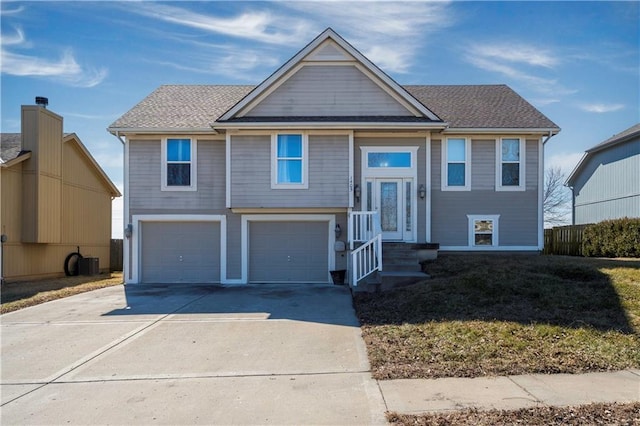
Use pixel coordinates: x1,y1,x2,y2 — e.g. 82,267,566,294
348,211,379,250
350,234,382,287
348,211,383,287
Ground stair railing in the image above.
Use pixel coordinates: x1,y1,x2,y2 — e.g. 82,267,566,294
348,211,383,287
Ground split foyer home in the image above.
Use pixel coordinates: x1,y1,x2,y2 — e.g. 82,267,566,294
566,123,640,225
1,99,121,281
109,28,560,286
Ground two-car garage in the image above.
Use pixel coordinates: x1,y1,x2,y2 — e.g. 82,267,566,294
132,215,335,284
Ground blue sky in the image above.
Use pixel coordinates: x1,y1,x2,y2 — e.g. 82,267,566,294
2,1,639,237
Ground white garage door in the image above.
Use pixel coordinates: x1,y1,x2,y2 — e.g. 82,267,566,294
249,221,329,283
141,221,221,283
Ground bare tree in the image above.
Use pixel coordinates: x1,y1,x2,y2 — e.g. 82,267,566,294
543,166,572,227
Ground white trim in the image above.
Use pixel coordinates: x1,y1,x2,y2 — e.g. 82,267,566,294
161,137,197,192
130,214,227,284
496,138,526,192
360,146,419,242
425,133,432,242
240,214,336,284
442,127,560,135
214,122,446,131
225,132,231,208
439,245,540,252
467,214,500,247
538,137,545,249
348,131,354,208
270,133,309,189
360,146,419,178
441,137,471,191
123,138,131,283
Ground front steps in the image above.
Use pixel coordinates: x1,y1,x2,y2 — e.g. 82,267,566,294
352,242,437,293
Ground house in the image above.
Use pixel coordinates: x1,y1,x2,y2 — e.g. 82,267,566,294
566,123,640,225
109,28,559,286
0,99,121,282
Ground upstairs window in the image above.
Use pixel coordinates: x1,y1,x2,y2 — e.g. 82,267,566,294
162,138,196,191
272,134,308,189
442,138,470,191
497,138,525,191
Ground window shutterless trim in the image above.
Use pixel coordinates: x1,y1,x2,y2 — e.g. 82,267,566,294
270,133,309,189
161,137,197,191
441,137,471,191
467,214,500,247
496,137,525,192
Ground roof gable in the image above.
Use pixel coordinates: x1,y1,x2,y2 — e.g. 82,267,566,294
218,28,441,123
63,133,121,197
566,122,640,186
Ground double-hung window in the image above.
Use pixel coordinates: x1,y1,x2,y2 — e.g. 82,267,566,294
162,138,197,191
497,138,525,191
467,215,500,247
442,137,470,191
271,133,308,189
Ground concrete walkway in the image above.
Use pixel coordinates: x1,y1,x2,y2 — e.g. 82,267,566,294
1,284,638,425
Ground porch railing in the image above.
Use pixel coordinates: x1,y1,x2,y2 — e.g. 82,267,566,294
348,211,383,287
348,211,379,250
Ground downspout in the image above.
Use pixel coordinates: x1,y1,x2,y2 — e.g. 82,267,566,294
110,129,128,281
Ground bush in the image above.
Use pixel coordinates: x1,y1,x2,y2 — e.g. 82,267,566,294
582,217,640,258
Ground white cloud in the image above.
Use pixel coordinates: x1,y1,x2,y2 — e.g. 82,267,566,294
283,1,455,73
469,43,558,68
127,3,313,45
546,152,584,176
578,103,625,113
1,27,107,88
464,42,575,96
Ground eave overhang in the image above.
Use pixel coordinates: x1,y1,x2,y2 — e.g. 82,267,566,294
0,151,31,168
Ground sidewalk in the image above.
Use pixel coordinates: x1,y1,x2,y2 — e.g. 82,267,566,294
379,369,640,414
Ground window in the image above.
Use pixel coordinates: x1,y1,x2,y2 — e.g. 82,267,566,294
271,134,308,188
162,138,196,191
367,152,411,168
467,215,500,247
442,138,470,190
497,138,525,191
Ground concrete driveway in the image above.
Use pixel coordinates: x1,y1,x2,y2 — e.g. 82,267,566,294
1,283,387,425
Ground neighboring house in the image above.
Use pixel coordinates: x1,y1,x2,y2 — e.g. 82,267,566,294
1,99,121,281
566,123,640,225
109,28,559,286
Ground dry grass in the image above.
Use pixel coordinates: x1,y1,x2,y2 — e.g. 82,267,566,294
387,402,640,425
355,254,640,379
1,272,123,314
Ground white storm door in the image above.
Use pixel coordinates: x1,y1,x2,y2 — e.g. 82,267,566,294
374,179,404,240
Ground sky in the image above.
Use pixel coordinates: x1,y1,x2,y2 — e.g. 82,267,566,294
1,1,639,237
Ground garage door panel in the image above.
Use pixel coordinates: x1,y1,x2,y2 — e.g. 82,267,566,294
141,221,220,283
249,221,329,283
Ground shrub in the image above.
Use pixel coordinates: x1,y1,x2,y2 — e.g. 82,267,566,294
582,217,640,258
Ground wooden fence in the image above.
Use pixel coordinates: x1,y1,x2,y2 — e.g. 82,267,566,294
110,239,123,271
543,225,589,256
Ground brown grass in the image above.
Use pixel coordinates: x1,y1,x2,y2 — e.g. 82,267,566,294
387,402,640,425
355,254,640,379
1,272,123,314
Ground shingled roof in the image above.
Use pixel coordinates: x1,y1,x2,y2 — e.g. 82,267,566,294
1,133,23,163
108,83,558,132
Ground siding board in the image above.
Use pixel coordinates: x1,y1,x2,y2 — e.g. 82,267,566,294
247,65,411,117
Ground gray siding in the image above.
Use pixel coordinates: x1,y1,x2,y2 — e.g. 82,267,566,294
230,134,349,208
129,139,225,210
246,65,411,117
572,139,640,224
431,139,540,247
354,137,427,243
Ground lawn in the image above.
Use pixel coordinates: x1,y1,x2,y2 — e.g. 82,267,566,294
1,272,123,314
354,254,640,379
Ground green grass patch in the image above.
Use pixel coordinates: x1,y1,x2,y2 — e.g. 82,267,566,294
355,255,640,379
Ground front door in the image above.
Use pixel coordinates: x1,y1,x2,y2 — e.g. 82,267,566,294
374,178,407,240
